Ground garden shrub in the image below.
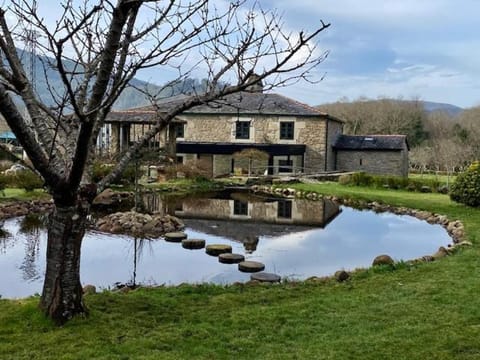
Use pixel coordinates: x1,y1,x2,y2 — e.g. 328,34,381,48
91,161,143,185
174,161,212,181
0,173,7,194
91,162,112,183
13,170,44,192
338,174,352,185
450,161,480,207
350,172,373,186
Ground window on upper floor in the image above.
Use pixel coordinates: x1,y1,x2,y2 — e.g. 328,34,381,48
280,121,294,140
235,121,250,139
174,123,185,139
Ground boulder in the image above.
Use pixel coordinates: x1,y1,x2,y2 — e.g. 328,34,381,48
334,270,350,282
432,246,449,260
83,284,96,295
372,254,394,266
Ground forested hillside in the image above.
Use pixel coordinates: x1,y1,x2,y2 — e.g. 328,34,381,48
318,98,479,173
17,49,212,110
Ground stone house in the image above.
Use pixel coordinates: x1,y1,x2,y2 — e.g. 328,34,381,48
105,91,344,177
332,134,409,177
104,92,409,178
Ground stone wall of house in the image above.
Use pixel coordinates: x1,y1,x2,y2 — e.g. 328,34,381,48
110,113,343,175
292,120,326,173
336,149,408,177
326,120,343,171
177,114,331,174
213,155,231,177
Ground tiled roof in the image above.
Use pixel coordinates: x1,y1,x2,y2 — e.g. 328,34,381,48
333,135,409,151
106,92,342,123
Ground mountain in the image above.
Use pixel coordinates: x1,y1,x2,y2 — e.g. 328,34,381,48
421,101,464,116
317,98,464,116
16,49,208,110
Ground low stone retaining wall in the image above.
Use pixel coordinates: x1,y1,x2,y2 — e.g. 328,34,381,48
0,200,53,220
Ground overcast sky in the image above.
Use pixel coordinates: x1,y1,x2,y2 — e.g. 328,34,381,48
18,0,480,109
258,0,480,108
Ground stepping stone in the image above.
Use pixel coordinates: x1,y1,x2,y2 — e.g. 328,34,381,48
205,244,232,256
250,272,281,283
218,253,245,264
182,238,206,250
164,232,187,243
238,261,265,273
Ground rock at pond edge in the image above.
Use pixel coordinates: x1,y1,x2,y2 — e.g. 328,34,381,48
372,254,394,266
334,270,350,282
250,272,281,283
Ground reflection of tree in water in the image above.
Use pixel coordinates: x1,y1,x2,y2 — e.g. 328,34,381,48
128,238,153,288
18,214,48,282
19,214,48,234
0,224,12,254
243,236,259,254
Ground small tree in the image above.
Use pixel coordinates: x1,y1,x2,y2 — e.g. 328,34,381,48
0,0,330,324
233,148,269,176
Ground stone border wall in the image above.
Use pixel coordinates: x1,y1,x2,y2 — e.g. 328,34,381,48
0,200,53,220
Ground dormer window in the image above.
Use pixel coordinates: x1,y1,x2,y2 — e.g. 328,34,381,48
235,121,250,139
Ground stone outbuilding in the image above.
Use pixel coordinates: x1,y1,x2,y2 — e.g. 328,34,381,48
332,134,409,177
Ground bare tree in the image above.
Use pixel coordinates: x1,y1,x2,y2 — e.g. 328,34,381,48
0,0,330,324
318,96,428,146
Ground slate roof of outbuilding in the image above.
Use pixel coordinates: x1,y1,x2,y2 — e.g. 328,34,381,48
106,92,343,123
333,134,409,151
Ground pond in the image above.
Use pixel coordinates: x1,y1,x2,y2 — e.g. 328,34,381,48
0,190,452,298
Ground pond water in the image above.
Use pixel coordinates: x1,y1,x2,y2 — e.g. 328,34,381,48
0,191,452,298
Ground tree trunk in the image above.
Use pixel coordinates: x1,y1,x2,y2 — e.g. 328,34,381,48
40,203,88,325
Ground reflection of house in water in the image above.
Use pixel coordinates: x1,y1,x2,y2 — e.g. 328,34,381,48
142,190,341,253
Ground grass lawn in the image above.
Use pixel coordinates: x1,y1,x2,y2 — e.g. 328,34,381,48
1,182,480,359
409,172,457,185
0,188,49,201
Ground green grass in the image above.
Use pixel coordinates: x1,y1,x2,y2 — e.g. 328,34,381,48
410,172,456,184
1,182,480,359
0,188,49,201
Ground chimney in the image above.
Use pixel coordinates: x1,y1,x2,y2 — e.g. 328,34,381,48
246,73,263,93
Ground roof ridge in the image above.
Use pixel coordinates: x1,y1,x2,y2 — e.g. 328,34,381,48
273,93,328,115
